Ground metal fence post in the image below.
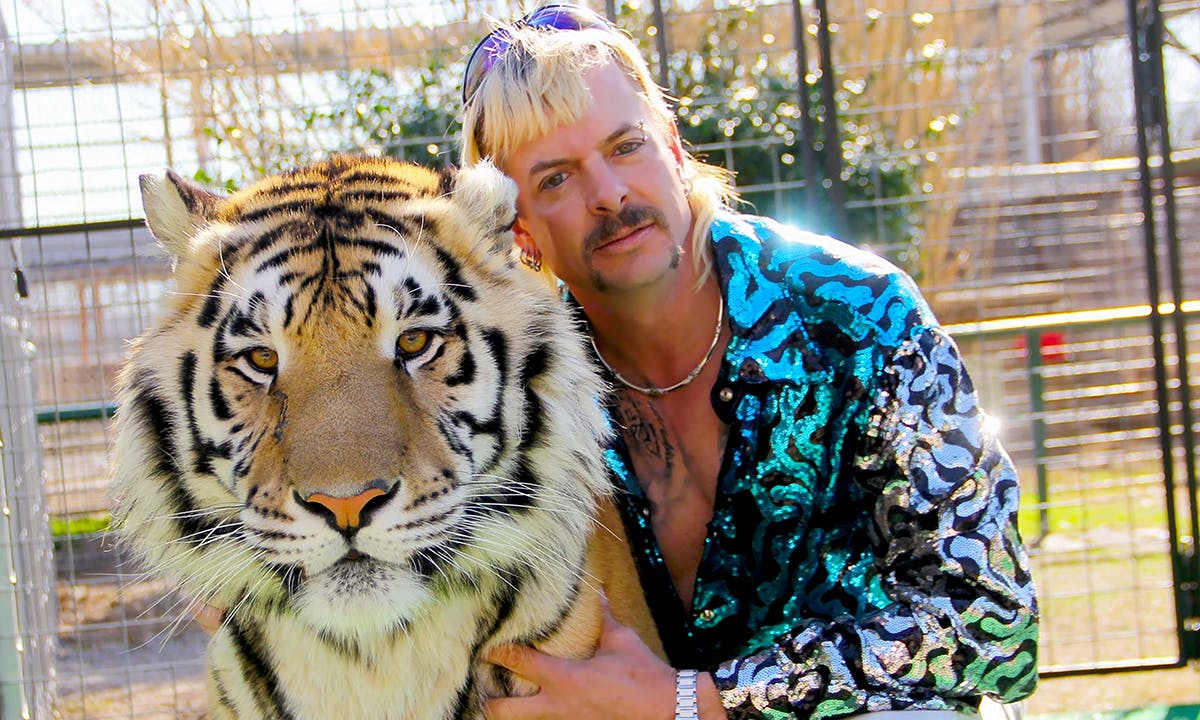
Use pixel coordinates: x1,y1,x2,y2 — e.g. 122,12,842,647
789,0,819,221
811,0,846,239
1,8,57,717
1023,329,1050,543
1127,0,1200,662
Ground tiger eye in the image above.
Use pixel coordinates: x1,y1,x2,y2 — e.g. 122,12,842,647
246,347,279,372
397,330,431,357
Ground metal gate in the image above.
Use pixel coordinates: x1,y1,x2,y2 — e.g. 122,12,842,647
1120,0,1200,676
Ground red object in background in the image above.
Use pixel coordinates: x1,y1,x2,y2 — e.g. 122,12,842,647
1015,331,1068,363
1039,331,1068,363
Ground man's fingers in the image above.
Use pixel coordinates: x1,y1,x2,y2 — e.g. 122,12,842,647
484,692,553,720
596,590,640,652
485,643,557,683
191,602,224,635
597,591,622,636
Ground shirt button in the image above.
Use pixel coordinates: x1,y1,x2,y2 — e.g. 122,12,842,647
699,609,716,622
718,387,734,402
641,506,651,518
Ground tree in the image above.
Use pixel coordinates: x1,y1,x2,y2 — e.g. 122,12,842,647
619,2,934,275
198,58,462,189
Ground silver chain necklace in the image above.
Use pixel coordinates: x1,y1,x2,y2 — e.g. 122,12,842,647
590,295,724,397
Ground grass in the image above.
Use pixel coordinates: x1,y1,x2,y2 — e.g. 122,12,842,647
49,512,111,538
1017,463,1173,540
1013,460,1200,713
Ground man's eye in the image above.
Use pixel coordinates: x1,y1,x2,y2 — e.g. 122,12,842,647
614,138,644,156
539,172,568,192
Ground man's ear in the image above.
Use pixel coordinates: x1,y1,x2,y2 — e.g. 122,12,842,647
666,121,686,169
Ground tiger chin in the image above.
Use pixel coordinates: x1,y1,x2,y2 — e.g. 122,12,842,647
109,156,659,720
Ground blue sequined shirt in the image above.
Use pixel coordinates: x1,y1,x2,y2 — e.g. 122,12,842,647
604,211,1038,719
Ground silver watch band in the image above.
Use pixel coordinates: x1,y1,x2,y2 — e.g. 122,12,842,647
675,668,700,720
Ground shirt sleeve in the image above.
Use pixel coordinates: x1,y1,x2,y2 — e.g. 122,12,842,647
711,325,1039,719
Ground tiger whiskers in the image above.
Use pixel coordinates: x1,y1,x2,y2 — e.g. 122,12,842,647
166,288,245,304
139,546,271,650
416,543,469,592
388,221,476,298
163,519,246,547
375,223,418,292
448,510,601,601
109,503,242,538
157,543,260,603
461,475,591,514
451,528,599,610
438,530,526,597
221,561,283,630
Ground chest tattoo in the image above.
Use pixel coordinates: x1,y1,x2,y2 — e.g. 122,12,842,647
613,395,675,481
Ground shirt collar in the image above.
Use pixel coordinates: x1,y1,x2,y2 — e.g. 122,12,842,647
710,211,833,387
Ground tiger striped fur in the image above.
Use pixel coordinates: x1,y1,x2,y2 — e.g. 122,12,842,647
109,156,658,720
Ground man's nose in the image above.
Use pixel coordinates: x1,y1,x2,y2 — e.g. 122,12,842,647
584,160,629,215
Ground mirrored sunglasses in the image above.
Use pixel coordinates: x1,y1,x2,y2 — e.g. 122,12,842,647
461,4,612,104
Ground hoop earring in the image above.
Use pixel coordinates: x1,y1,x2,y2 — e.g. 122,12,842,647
520,247,543,272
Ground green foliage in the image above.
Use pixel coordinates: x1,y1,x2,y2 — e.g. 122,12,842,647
620,3,927,268
50,513,111,538
202,55,461,189
301,63,460,166
197,8,956,272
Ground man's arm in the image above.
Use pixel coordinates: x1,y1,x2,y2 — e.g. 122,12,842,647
713,325,1039,719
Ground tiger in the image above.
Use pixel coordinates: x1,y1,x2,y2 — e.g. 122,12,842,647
108,155,659,720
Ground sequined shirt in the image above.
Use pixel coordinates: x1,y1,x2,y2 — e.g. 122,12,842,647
603,211,1039,719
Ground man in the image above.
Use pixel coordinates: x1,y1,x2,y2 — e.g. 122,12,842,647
461,6,1038,720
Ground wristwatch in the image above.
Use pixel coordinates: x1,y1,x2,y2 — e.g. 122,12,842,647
675,668,700,720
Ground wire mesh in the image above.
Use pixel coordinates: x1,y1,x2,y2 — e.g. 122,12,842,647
0,0,1198,717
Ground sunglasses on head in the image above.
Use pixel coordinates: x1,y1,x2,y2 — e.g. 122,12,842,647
461,3,612,104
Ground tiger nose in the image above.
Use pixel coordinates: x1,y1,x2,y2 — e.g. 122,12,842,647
295,481,397,535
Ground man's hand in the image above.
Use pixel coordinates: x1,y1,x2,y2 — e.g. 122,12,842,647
483,603,727,720
483,604,675,720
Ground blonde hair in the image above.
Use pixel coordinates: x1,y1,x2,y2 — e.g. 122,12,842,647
460,20,738,284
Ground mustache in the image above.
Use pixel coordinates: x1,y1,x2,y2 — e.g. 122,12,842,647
584,206,667,251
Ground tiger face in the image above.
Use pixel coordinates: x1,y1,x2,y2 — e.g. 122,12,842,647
110,157,612,660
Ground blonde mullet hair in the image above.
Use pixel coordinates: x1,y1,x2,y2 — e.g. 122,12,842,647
460,22,738,285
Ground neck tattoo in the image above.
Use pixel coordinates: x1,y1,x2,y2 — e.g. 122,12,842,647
591,295,724,397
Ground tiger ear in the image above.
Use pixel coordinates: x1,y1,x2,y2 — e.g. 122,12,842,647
443,162,519,259
138,170,222,259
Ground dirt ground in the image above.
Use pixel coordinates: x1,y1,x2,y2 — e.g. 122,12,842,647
1029,668,1200,715
54,580,208,719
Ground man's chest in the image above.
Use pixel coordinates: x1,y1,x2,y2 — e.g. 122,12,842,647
610,385,728,603
610,386,726,512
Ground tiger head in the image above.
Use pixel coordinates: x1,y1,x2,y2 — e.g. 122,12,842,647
110,157,610,647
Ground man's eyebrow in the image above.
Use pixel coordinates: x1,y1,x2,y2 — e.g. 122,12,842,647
527,121,647,178
603,121,645,146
